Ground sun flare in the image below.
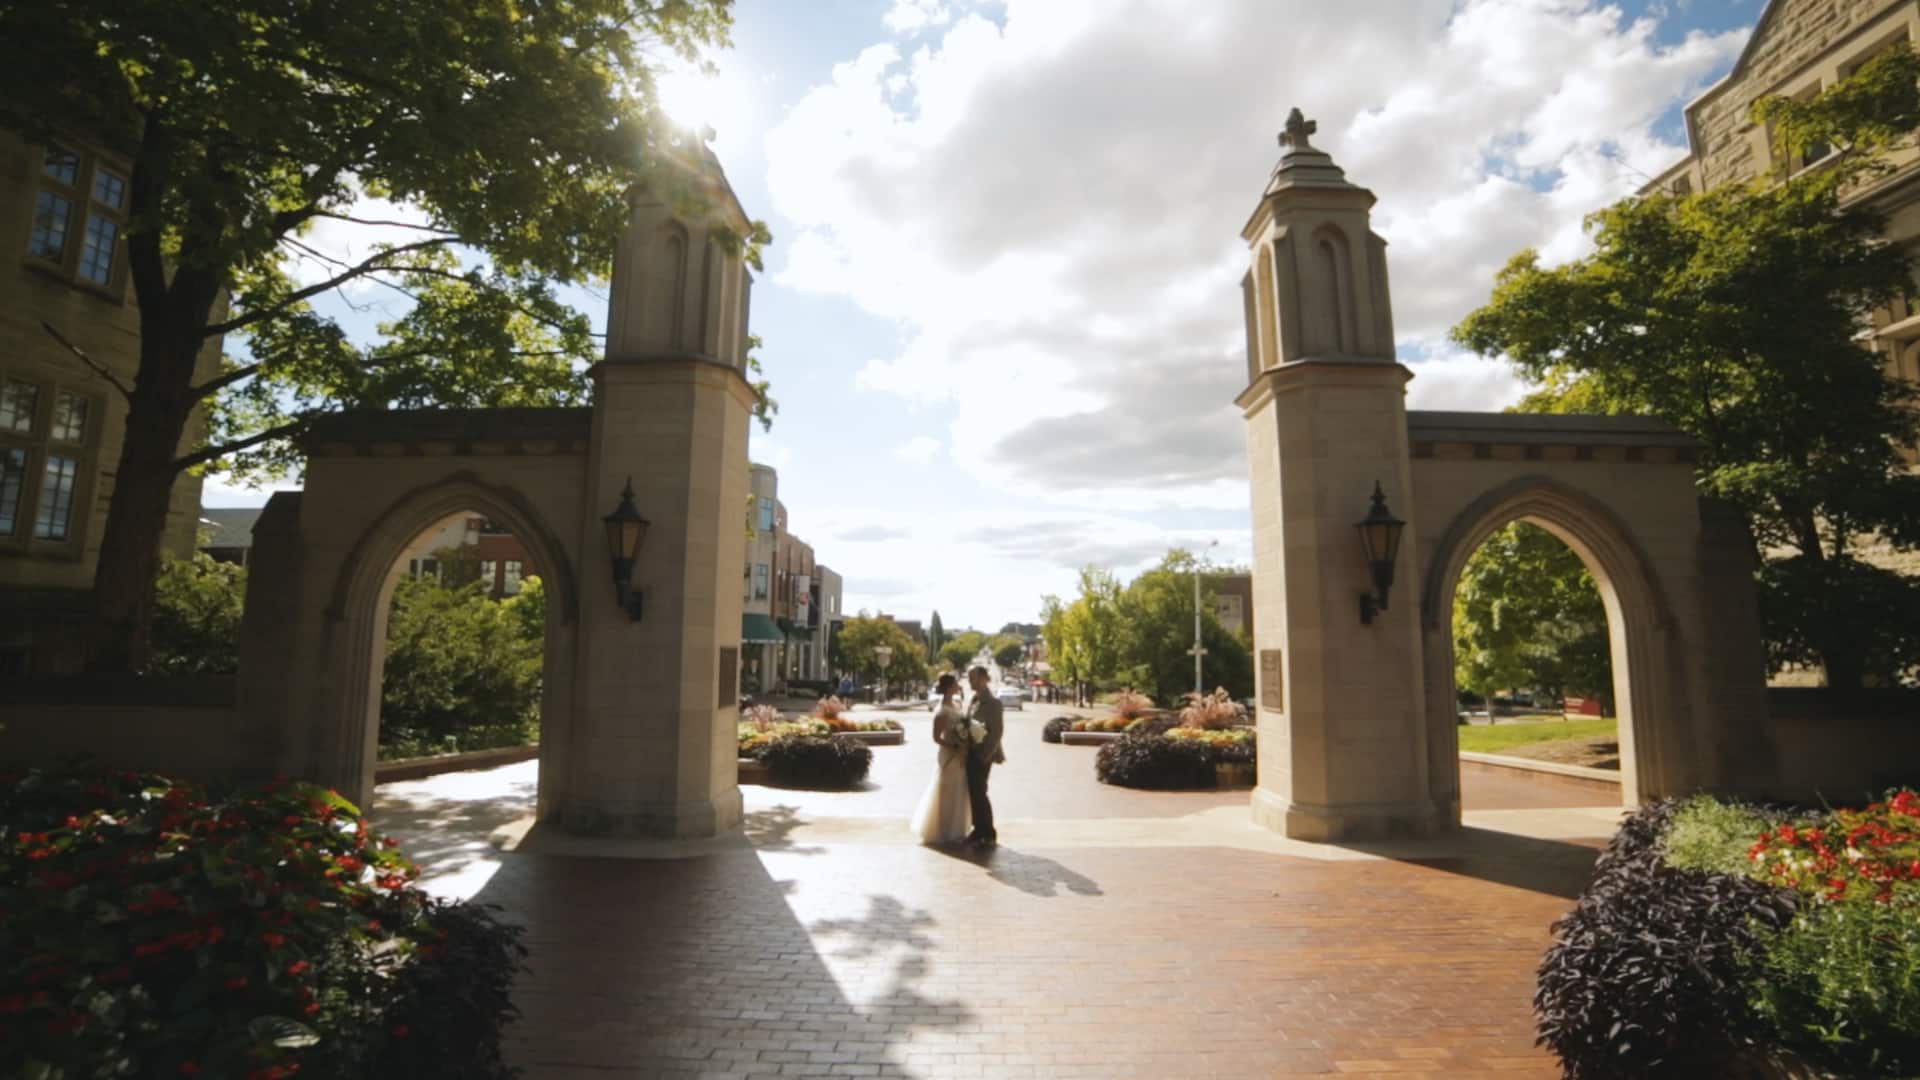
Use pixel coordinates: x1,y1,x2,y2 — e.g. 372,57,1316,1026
654,65,751,140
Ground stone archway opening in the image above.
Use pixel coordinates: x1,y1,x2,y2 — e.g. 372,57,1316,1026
372,509,550,770
312,470,582,822
1440,513,1634,808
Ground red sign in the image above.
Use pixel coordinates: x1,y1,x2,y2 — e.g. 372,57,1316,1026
1563,696,1604,717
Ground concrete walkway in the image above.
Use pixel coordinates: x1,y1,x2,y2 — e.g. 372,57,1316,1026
375,708,1615,1077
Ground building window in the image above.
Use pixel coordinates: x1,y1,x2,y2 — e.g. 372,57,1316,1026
503,560,524,595
757,497,775,533
27,143,129,293
0,376,97,549
480,560,498,591
753,563,769,599
0,447,25,535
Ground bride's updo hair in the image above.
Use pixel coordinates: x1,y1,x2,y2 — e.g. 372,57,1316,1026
936,672,960,696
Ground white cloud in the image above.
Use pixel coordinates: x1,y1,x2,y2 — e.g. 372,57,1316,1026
883,0,953,34
815,505,1250,626
895,435,943,464
764,0,1744,507
282,184,440,294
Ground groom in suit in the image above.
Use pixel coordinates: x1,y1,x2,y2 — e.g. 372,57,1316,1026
964,665,1005,847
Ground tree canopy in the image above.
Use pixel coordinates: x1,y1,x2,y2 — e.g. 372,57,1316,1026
1452,523,1612,709
1452,44,1920,688
988,634,1026,670
938,630,988,672
1040,552,1250,705
0,0,769,668
836,616,930,687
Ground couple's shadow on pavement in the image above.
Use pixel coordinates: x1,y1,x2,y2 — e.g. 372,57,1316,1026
929,842,1104,899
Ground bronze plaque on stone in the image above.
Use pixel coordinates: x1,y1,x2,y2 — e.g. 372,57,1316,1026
719,647,739,708
1260,649,1284,712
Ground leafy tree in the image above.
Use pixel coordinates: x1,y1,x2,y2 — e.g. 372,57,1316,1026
1040,568,1126,703
147,553,246,675
379,574,544,754
927,610,946,663
1452,44,1920,688
1115,550,1253,705
989,634,1026,670
0,0,771,670
836,616,929,689
938,631,988,672
1452,523,1612,710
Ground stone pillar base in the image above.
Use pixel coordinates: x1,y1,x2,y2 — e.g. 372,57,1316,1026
1250,786,1443,843
557,789,743,839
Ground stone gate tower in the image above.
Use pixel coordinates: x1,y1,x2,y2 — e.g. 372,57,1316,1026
1237,110,1436,841
569,141,758,836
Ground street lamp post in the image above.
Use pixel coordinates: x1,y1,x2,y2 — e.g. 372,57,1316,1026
1191,539,1219,697
874,644,894,705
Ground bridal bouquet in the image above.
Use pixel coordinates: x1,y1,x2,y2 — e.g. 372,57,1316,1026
967,719,989,745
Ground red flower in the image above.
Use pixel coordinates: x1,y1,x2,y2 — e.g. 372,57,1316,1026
225,976,249,991
260,932,286,949
26,848,54,861
283,816,302,827
302,1001,321,1016
286,961,310,976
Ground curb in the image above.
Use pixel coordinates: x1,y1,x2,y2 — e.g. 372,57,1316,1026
376,743,539,783
1459,750,1622,790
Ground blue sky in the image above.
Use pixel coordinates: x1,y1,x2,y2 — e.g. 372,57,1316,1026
209,0,1762,631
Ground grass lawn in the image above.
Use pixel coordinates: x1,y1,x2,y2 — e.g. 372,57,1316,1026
1457,717,1617,755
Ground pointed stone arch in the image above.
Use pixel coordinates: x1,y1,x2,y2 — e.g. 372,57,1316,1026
1415,474,1683,809
312,469,581,815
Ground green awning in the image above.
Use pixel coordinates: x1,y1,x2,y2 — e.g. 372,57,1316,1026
742,613,784,644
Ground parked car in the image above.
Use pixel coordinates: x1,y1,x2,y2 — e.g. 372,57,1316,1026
995,685,1027,710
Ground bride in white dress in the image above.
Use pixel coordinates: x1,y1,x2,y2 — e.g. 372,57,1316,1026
910,672,972,845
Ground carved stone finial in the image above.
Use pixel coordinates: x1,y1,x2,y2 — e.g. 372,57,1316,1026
1279,108,1317,153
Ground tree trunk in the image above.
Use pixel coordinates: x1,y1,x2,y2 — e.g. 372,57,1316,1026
86,333,200,672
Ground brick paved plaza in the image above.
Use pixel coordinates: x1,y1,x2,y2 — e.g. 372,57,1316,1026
376,706,1620,1078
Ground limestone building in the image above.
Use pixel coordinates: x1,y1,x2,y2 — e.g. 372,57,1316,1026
0,131,221,674
1646,0,1920,471
740,462,841,692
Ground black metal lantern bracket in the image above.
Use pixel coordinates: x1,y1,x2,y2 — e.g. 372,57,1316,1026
602,477,651,622
1355,480,1407,626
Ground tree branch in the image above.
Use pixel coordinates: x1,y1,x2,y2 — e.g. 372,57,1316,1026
40,322,132,400
310,211,457,234
172,419,309,474
189,362,261,402
201,236,459,338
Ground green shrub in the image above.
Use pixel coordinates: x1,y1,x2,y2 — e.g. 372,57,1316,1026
1094,732,1215,789
0,764,526,1079
1661,795,1776,877
380,575,544,752
758,734,872,788
149,553,246,675
1535,800,1798,1077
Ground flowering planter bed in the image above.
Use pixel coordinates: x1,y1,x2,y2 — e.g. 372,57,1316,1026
836,728,904,746
1213,763,1256,789
1060,730,1124,746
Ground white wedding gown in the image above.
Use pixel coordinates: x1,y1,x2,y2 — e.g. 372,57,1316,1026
910,701,972,845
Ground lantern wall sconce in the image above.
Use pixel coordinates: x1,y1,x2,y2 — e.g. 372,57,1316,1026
602,477,651,621
1354,481,1407,626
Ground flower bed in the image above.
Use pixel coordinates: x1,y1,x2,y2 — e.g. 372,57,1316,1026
0,764,525,1080
738,702,900,757
755,734,873,789
1538,791,1920,1077
1094,727,1257,789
